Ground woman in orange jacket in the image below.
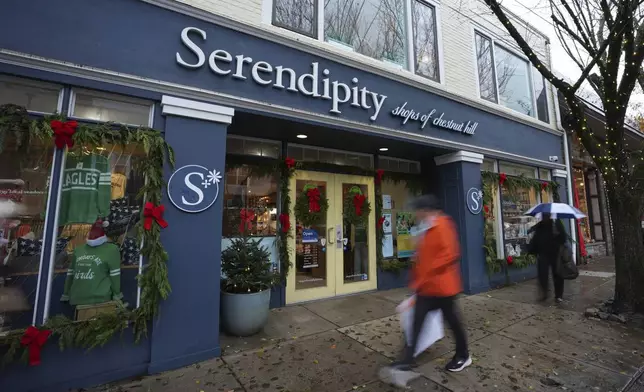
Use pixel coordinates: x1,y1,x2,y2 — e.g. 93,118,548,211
393,194,471,372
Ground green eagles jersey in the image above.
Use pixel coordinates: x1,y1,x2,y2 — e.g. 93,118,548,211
62,243,123,306
59,154,111,225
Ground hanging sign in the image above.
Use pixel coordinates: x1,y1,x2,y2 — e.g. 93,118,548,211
167,165,222,213
466,187,483,215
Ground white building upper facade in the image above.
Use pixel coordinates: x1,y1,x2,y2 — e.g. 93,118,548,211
171,0,558,133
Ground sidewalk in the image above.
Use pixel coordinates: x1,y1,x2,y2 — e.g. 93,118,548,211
87,258,644,392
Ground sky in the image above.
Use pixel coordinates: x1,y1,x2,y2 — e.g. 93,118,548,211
500,0,644,116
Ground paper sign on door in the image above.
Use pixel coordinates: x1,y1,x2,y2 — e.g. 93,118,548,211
336,225,343,249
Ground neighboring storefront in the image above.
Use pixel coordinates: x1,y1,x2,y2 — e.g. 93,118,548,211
0,0,567,391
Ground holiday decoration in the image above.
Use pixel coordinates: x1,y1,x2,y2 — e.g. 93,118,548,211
377,216,385,228
541,181,549,191
294,185,329,227
285,157,296,169
375,169,384,185
20,326,51,366
143,202,168,231
506,256,513,265
50,120,77,149
343,188,371,226
239,209,256,234
483,205,490,214
279,213,290,233
221,236,279,294
499,173,507,186
0,103,174,366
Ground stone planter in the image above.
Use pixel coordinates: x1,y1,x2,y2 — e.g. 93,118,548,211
221,289,271,337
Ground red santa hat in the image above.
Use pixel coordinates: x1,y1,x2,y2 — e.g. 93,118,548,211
87,218,109,240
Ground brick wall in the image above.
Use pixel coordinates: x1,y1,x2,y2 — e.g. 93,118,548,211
172,0,558,132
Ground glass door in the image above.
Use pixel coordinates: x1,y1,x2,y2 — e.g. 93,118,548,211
287,171,336,304
286,171,377,304
334,174,377,296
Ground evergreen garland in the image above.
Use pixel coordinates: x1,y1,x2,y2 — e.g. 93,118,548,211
0,104,174,366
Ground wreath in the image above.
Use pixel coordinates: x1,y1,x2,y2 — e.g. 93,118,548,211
294,184,329,227
343,186,371,226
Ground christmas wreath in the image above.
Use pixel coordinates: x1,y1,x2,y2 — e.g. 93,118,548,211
294,184,329,227
342,186,371,226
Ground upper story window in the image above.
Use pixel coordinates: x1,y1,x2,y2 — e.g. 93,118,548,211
69,89,154,127
0,76,62,113
226,135,281,158
288,144,374,170
270,0,441,82
378,156,421,174
272,0,317,38
474,31,549,123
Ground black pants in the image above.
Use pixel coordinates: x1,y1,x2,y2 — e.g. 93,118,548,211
402,295,468,364
538,256,564,299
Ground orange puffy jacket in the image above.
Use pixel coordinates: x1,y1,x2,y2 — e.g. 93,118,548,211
409,214,462,297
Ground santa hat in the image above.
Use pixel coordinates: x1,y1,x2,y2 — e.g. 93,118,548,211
88,218,110,240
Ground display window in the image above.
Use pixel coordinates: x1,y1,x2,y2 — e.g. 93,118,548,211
380,179,418,260
573,167,592,242
499,162,538,258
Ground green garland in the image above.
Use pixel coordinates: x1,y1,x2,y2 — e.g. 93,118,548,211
0,104,174,366
481,170,555,277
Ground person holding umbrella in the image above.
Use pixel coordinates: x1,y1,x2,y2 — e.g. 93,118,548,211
525,203,585,303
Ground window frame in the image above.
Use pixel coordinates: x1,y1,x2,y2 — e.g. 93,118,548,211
265,0,444,83
68,88,155,127
472,28,549,123
0,75,64,115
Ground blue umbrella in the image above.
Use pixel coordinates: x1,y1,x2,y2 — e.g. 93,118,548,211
524,202,586,219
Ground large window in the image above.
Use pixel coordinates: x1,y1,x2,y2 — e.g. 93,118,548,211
69,89,154,127
0,76,62,113
474,31,550,123
273,0,317,38
271,0,441,80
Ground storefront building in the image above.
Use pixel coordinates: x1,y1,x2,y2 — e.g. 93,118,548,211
0,0,568,390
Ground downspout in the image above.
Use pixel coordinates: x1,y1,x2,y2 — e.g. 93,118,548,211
554,91,578,264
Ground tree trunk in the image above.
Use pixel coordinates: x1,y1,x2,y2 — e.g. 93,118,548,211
606,186,644,312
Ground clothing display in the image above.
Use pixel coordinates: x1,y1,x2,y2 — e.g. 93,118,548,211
59,154,111,226
105,198,140,237
120,236,140,265
61,236,123,306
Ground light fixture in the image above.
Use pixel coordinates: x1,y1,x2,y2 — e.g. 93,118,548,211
296,134,308,139
379,147,389,152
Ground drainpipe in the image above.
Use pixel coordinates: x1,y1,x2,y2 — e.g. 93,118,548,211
554,92,578,264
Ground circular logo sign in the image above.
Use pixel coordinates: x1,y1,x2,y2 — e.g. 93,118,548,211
167,165,221,213
466,187,483,215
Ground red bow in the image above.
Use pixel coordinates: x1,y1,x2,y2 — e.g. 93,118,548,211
307,188,321,213
143,202,168,231
353,194,366,216
21,326,51,366
50,120,77,149
239,209,255,233
506,256,513,265
375,169,385,185
279,213,291,233
541,181,548,191
483,205,490,214
377,216,385,228
285,157,296,169
499,173,507,186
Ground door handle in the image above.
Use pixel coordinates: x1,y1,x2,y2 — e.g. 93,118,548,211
328,227,334,244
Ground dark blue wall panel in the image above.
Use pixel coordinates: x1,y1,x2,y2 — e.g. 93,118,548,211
0,0,561,163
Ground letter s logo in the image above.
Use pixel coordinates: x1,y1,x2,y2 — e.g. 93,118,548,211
182,172,204,206
466,187,482,215
470,191,480,212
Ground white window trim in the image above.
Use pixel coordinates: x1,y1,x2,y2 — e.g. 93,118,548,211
68,88,154,127
263,0,444,83
472,27,547,122
0,74,64,115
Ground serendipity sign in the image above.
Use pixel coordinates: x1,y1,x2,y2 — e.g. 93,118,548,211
392,102,478,135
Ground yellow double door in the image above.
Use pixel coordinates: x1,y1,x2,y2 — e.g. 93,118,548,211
286,171,377,304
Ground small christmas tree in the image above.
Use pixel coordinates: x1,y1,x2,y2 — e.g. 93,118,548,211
221,209,279,294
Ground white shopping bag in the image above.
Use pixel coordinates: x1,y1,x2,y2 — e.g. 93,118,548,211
397,295,444,358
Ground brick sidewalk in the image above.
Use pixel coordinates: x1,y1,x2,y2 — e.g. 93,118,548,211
86,267,643,392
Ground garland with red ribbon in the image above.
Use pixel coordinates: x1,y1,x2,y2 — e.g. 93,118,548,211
50,120,77,149
342,189,371,226
143,202,169,231
278,213,291,233
499,173,508,186
20,326,51,366
294,185,329,227
375,169,384,185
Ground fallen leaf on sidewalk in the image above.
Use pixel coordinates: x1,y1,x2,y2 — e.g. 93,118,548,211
313,359,319,364
330,344,336,349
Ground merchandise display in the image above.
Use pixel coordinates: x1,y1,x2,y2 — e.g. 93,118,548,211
59,154,111,226
61,220,123,306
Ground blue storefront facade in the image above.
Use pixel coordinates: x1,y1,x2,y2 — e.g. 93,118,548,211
0,0,568,390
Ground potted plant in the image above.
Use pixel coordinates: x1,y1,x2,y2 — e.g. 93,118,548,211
220,210,279,336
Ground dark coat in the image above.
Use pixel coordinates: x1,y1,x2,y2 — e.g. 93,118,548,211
528,219,567,261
